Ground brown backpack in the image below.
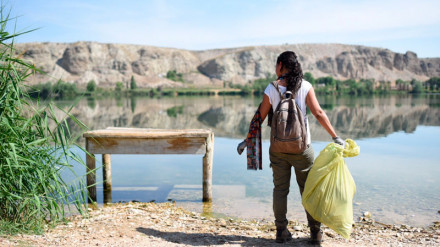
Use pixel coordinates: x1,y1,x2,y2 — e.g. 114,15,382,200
270,81,307,154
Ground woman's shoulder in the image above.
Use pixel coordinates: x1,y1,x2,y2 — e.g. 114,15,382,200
301,79,312,89
300,79,313,93
264,81,277,92
264,81,281,100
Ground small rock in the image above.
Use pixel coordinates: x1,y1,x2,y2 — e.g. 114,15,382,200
363,211,372,218
219,219,227,227
324,231,336,238
127,208,144,215
293,225,303,231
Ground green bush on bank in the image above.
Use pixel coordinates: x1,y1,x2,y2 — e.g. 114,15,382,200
0,7,88,234
115,81,124,92
304,72,315,85
166,70,184,83
87,80,96,92
253,74,277,94
30,80,78,99
130,76,137,90
228,74,277,96
425,77,440,91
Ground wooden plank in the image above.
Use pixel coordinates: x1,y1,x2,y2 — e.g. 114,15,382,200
87,137,207,154
83,128,211,139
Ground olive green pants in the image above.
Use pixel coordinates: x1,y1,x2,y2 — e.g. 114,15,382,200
270,145,321,231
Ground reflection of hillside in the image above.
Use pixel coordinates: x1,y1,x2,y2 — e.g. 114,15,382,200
67,96,257,140
65,95,440,141
197,104,440,141
311,105,440,140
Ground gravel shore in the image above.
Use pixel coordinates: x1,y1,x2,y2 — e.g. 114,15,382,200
1,202,439,246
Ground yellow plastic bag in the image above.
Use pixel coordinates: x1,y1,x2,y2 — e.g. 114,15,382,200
302,139,360,239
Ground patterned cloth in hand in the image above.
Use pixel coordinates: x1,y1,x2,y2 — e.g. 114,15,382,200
246,106,263,170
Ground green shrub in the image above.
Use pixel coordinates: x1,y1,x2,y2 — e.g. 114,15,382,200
149,88,159,96
28,82,52,99
115,81,124,92
87,80,97,92
52,80,77,98
316,76,336,87
130,76,137,90
425,77,440,91
252,74,276,94
166,70,184,82
304,72,315,85
411,81,424,94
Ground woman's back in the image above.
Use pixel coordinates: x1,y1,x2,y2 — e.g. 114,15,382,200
264,79,313,145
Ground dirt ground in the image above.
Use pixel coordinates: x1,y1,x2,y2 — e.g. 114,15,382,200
1,202,439,246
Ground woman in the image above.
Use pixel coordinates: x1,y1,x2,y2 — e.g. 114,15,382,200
240,51,344,244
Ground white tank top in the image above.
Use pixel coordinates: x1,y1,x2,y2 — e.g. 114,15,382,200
264,79,312,145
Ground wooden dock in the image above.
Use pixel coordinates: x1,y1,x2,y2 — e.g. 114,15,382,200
83,127,214,203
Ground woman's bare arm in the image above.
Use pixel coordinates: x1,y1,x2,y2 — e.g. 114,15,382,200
306,87,338,138
259,94,272,122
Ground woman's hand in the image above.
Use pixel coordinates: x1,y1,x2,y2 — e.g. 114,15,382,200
332,136,345,146
237,140,247,155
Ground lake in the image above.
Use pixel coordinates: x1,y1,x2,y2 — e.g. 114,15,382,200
60,93,440,227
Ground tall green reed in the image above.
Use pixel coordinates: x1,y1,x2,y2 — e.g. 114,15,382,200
0,6,89,234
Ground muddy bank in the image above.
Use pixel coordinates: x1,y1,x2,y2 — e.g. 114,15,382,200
1,202,439,246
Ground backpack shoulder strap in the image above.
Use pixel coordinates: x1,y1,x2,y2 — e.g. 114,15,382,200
271,81,284,100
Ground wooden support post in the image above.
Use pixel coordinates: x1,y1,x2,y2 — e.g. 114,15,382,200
202,132,214,202
86,138,97,204
102,154,112,204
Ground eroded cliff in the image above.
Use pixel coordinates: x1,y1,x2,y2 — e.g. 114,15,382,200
17,42,440,88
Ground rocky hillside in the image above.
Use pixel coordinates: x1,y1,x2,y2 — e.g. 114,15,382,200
16,42,440,88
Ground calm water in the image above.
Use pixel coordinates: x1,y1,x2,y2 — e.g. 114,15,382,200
60,94,440,226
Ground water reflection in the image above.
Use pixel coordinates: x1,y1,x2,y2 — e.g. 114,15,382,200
62,94,440,141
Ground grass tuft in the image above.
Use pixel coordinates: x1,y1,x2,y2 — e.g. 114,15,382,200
0,5,89,235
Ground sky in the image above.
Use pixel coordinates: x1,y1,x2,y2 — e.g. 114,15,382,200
8,0,440,57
